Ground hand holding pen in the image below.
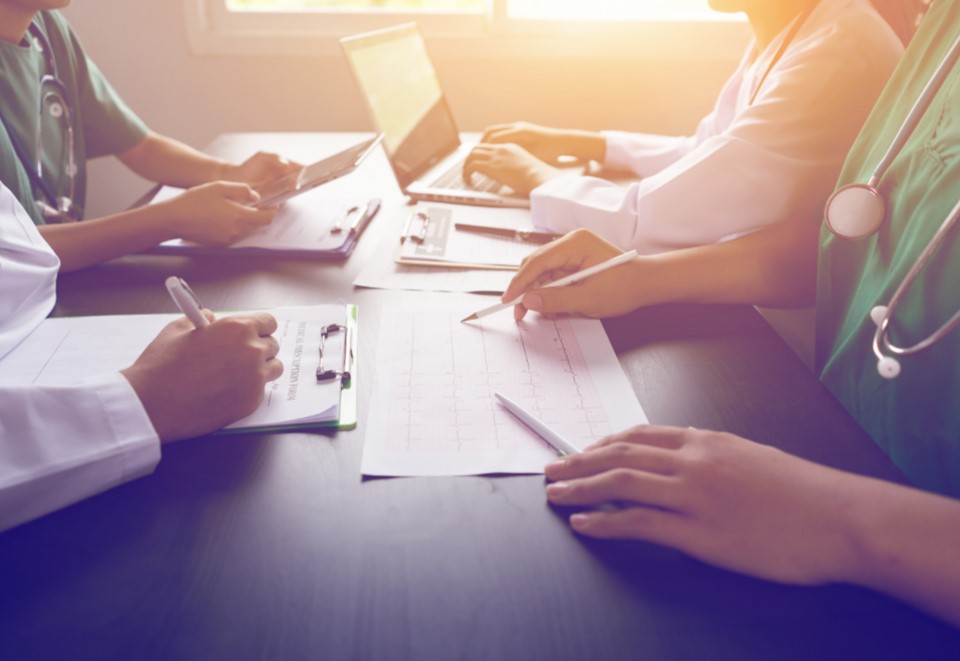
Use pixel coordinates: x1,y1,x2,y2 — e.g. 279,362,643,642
463,230,639,322
505,230,643,321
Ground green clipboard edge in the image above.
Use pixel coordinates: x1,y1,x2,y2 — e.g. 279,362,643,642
216,304,358,435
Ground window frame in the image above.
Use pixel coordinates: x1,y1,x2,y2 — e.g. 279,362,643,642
184,0,750,60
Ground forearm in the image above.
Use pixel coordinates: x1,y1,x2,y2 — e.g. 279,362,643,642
843,477,960,628
629,218,819,310
565,130,606,163
117,132,233,188
39,203,179,272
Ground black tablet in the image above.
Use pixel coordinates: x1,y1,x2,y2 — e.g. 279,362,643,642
254,134,383,208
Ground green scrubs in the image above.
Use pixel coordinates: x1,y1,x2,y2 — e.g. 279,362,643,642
0,11,148,224
817,0,960,496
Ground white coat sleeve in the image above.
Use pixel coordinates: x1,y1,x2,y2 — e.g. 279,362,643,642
0,373,161,532
530,10,903,254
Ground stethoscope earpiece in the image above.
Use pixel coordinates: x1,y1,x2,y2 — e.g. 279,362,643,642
870,305,888,327
877,356,902,380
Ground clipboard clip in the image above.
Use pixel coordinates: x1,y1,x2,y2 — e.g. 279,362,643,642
330,205,361,235
400,211,430,244
316,323,352,384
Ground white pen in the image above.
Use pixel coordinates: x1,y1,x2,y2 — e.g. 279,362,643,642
461,249,639,323
165,276,210,329
494,391,582,457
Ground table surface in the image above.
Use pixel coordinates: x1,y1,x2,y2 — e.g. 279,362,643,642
1,134,957,660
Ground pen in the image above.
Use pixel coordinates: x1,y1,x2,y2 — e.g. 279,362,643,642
454,222,560,244
494,391,581,457
165,276,210,329
461,249,639,323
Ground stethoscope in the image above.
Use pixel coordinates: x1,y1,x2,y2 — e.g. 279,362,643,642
0,21,78,223
824,31,960,380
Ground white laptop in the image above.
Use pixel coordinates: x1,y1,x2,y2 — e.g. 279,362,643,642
341,23,530,208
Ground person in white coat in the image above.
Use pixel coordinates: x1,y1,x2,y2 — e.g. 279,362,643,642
0,183,283,532
463,0,905,253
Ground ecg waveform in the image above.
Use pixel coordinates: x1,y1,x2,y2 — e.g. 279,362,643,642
385,309,612,454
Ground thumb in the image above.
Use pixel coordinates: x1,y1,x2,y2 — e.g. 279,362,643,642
217,181,261,205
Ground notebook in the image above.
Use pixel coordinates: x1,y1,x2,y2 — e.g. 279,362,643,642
341,23,530,209
0,305,359,432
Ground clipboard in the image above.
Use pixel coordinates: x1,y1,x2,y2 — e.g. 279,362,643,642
218,304,359,434
147,197,381,261
395,204,539,271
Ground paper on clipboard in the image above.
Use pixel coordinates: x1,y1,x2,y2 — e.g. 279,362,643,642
149,186,378,257
396,204,540,270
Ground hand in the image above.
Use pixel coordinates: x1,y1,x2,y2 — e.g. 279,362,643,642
503,229,638,320
228,151,303,187
480,122,604,164
162,182,278,246
121,312,283,442
462,143,561,196
544,426,863,586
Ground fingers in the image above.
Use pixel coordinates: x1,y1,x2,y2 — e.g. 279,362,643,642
546,468,679,509
545,442,678,482
585,425,691,452
502,239,585,303
236,311,279,336
215,181,261,204
568,507,682,544
264,357,284,382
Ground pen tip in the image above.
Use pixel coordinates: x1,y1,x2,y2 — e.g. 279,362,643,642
460,314,477,323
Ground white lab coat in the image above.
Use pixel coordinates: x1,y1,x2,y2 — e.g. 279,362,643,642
531,0,905,253
0,184,159,532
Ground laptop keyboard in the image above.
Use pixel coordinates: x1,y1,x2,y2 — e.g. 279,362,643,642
430,161,502,194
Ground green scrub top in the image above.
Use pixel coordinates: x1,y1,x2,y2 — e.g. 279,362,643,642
0,11,148,224
817,0,960,497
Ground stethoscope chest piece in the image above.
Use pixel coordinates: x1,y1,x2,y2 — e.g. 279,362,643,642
825,183,886,239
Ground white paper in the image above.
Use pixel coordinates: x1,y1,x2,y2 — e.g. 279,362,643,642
361,300,647,476
0,305,347,430
354,230,515,293
151,185,364,252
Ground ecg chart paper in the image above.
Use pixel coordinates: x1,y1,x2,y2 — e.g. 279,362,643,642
361,302,647,476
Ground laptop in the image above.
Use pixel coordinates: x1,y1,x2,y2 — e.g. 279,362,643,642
341,23,530,209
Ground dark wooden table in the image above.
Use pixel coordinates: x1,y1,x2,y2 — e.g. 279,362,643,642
1,135,957,660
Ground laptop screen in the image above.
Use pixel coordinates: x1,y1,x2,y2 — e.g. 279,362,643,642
342,24,461,188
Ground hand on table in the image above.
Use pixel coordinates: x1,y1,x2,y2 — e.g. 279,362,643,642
544,425,863,586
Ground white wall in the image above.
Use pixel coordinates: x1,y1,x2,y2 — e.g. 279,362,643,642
61,1,746,217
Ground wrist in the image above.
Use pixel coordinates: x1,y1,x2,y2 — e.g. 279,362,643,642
568,131,606,163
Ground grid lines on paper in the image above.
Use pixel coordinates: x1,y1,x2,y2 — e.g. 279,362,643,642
385,310,613,454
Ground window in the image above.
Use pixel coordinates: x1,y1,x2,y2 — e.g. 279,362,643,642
186,0,745,58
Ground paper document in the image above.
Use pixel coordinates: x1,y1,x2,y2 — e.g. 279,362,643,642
354,230,514,293
151,186,370,253
0,305,350,432
361,300,647,476
397,204,539,269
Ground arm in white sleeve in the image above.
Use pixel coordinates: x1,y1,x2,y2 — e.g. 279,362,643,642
0,372,161,532
533,9,902,254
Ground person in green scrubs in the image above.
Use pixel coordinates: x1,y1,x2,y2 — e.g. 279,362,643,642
0,3,299,271
503,1,960,627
